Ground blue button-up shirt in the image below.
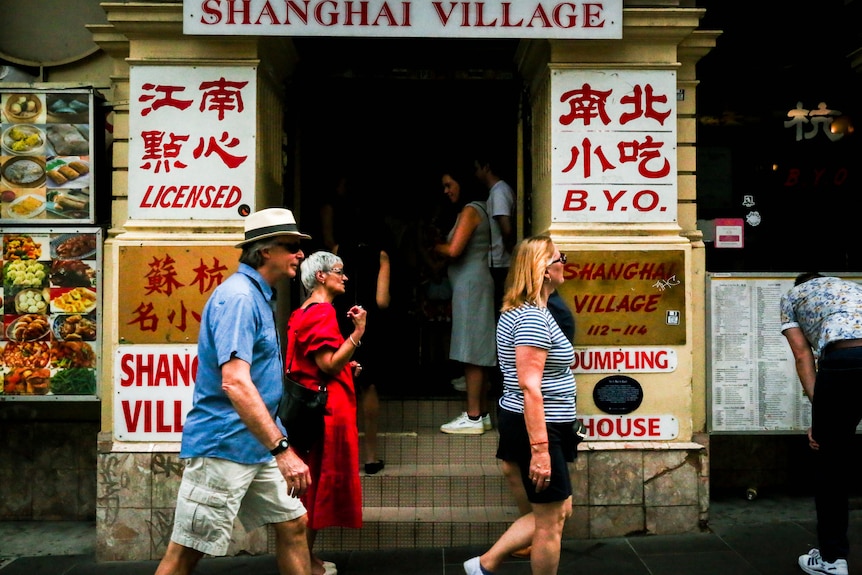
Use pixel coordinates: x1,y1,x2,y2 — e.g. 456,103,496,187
180,263,283,463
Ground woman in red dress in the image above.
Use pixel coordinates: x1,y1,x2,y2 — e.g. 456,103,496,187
286,250,367,575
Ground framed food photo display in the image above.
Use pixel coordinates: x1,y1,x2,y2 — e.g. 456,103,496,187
1,229,102,400
0,88,95,224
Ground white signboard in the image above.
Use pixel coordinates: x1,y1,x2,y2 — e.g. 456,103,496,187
580,414,678,441
572,347,677,373
551,69,677,223
114,345,197,441
128,66,257,221
183,0,623,39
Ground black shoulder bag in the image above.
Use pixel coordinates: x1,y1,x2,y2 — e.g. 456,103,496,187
247,276,328,454
279,312,328,453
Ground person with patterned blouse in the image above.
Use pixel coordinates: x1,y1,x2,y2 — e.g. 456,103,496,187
781,272,862,575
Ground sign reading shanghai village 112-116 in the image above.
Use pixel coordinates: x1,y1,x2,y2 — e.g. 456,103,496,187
128,66,257,221
183,1,623,39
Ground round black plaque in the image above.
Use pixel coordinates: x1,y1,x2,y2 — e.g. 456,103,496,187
592,375,643,414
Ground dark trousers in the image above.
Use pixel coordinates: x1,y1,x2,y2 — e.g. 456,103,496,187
812,346,862,562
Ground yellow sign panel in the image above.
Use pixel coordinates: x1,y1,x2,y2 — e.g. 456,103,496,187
557,250,686,346
118,245,239,344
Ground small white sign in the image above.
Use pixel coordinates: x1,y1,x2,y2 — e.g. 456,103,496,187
580,414,679,441
572,347,678,373
113,345,197,442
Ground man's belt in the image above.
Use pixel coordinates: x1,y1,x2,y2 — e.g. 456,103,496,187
825,338,862,353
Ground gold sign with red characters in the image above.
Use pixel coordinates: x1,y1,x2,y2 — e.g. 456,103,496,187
118,245,239,344
556,250,686,345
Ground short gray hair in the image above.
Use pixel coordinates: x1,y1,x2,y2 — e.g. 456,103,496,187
300,251,342,291
239,238,283,269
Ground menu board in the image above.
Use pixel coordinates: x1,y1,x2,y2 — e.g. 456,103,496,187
0,229,101,398
0,89,94,224
707,273,862,433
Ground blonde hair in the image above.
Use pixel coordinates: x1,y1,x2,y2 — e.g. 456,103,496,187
501,235,555,313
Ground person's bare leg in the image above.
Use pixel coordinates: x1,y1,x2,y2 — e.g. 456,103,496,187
362,384,380,465
154,541,205,575
477,512,536,571
529,498,571,575
501,460,530,515
465,363,485,418
501,460,532,557
273,516,311,575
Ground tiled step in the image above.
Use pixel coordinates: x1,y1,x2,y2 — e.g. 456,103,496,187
314,505,521,551
312,398,520,551
358,428,500,466
360,462,514,508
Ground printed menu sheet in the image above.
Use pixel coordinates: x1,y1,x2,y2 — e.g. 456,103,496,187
708,274,809,433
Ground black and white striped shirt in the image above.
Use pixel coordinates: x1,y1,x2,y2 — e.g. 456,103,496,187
496,303,576,422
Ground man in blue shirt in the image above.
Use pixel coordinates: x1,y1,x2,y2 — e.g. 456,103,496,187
781,272,862,575
155,208,313,575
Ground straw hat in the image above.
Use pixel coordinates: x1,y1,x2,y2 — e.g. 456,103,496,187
235,207,311,248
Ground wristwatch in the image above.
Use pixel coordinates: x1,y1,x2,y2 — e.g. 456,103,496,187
270,436,290,456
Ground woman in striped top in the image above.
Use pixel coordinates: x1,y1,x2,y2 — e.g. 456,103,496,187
463,235,576,575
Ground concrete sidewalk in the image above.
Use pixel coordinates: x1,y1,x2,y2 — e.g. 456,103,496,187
3,494,862,575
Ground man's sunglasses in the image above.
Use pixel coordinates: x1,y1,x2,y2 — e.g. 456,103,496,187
274,242,302,253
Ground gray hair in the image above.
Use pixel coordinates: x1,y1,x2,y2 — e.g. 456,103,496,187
300,251,343,291
239,238,284,268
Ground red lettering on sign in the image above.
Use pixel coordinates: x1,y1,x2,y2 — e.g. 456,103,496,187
122,400,185,433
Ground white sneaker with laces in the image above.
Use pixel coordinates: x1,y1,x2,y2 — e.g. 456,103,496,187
799,548,848,575
441,412,485,435
463,557,484,575
451,376,466,392
482,413,492,430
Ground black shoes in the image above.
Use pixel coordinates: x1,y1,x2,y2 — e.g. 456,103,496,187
364,460,385,475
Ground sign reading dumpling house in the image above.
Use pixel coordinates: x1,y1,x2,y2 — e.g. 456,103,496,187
183,0,623,39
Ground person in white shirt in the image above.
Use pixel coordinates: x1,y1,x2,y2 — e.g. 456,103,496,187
474,154,515,316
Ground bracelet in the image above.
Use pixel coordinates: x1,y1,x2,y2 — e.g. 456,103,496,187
530,440,548,446
349,335,362,348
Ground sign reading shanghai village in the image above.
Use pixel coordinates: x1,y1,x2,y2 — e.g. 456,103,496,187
183,0,623,39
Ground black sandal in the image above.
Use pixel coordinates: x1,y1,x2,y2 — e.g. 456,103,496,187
364,460,385,475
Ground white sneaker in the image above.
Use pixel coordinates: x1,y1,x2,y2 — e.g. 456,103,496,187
799,548,848,575
441,412,485,435
451,376,466,392
463,557,483,575
482,413,492,430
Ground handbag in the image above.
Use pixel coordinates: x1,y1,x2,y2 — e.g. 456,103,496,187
573,418,587,444
277,306,328,453
278,373,328,453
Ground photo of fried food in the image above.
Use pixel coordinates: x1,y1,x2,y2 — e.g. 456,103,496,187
1,341,50,368
51,340,96,369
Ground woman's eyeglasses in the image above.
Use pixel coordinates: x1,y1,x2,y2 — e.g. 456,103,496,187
549,253,567,266
327,268,345,276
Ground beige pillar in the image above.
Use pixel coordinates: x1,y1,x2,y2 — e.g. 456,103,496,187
92,2,297,560
515,6,719,537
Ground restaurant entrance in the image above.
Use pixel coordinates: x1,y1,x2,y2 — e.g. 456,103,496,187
286,38,523,396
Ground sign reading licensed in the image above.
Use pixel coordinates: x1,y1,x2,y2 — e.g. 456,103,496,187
183,0,622,39
128,66,257,220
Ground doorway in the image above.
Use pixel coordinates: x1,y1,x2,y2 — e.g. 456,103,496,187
286,38,523,396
